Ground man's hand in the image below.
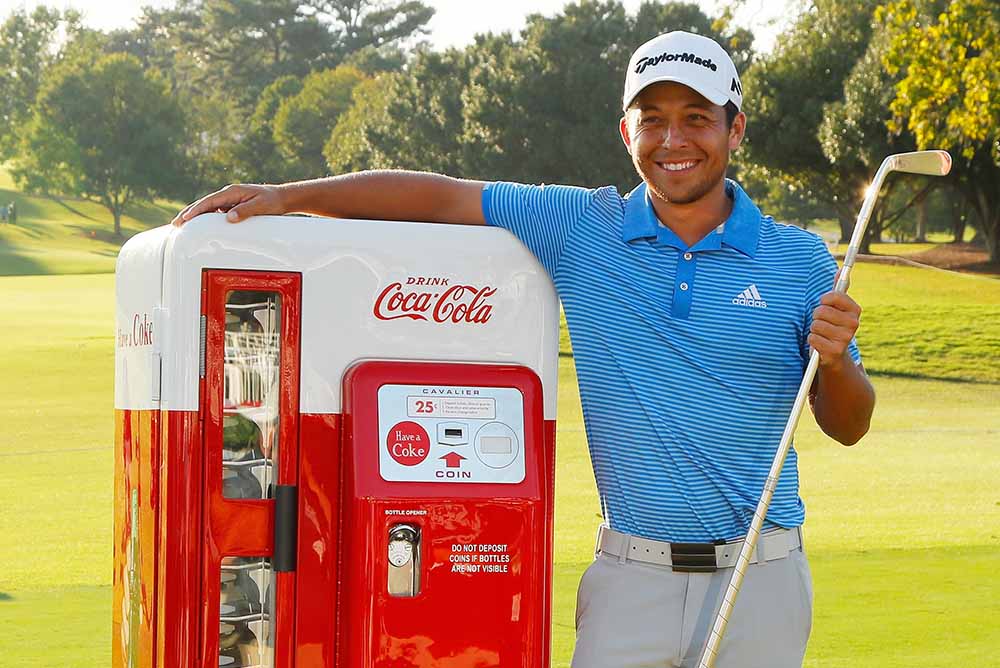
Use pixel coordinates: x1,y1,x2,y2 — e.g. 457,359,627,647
171,184,286,227
808,291,861,369
808,287,874,446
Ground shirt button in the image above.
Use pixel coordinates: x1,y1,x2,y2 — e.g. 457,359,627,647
683,252,693,261
680,282,689,291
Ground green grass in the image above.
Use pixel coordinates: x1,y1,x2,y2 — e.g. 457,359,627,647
0,166,178,276
2,267,999,667
849,263,1000,383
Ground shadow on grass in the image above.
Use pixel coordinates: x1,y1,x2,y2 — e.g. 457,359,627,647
0,592,13,601
64,222,125,245
0,218,50,240
127,198,176,223
867,368,1000,385
52,196,100,222
559,350,998,385
0,233,47,275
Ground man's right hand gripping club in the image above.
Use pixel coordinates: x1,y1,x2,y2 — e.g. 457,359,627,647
170,172,488,228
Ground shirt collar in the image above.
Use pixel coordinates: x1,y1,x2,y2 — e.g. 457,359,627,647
621,179,761,257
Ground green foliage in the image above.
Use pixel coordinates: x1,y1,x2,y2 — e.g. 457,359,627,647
325,47,472,175
0,7,74,160
229,75,305,183
184,0,338,104
878,0,1000,261
743,0,882,239
324,75,398,173
273,65,366,180
327,1,750,189
10,53,187,236
313,0,435,60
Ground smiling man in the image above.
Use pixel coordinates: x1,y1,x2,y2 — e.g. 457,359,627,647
175,30,875,668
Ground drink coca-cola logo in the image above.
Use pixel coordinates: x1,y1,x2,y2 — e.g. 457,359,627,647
374,276,496,324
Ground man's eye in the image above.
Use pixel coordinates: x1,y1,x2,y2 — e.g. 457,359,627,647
689,114,708,122
640,116,659,125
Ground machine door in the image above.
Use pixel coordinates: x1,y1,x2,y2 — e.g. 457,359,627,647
200,270,301,668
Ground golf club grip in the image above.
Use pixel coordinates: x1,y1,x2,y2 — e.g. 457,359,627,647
697,350,821,668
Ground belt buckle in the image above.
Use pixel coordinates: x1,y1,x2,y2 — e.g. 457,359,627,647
670,542,719,573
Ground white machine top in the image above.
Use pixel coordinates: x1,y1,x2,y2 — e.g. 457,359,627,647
115,214,560,418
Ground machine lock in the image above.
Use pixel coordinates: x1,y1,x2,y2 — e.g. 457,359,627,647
387,524,421,597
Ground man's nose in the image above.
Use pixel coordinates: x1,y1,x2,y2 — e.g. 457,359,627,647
660,122,688,149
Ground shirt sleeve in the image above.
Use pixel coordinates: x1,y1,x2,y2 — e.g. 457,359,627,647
482,182,596,278
802,236,863,364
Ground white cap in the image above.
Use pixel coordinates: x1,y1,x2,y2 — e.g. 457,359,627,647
622,31,743,112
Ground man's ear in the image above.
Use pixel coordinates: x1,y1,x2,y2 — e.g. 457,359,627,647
620,115,632,155
728,111,747,151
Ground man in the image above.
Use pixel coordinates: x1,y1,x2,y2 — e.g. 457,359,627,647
175,31,875,668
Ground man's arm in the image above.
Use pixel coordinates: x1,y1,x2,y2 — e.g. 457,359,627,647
171,171,488,227
807,291,876,446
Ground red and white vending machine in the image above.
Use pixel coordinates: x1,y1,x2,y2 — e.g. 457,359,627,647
113,214,560,668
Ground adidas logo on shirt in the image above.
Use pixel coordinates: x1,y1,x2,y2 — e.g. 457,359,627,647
732,284,767,309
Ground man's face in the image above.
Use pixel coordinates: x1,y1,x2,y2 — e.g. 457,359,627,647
619,82,745,206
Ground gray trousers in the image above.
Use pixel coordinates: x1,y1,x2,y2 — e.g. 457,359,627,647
571,544,813,668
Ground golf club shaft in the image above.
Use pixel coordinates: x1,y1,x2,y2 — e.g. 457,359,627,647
695,349,819,668
694,151,950,668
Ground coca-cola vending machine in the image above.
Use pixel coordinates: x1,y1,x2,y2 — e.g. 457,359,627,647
113,214,560,668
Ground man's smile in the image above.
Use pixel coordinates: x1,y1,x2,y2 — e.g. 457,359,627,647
655,159,699,173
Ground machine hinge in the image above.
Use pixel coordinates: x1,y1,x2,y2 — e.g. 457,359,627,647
152,307,166,403
274,485,298,572
198,315,206,378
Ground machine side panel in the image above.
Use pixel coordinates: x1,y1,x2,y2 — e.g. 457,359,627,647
112,409,161,668
541,419,557,668
115,226,169,411
156,410,203,668
294,413,342,668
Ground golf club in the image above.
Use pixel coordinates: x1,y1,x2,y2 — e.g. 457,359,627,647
696,149,952,668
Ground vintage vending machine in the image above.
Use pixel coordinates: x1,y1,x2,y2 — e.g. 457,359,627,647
113,214,560,668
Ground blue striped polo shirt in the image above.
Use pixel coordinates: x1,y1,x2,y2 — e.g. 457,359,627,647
483,179,861,543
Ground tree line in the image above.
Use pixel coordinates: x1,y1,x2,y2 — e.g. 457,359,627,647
0,0,996,260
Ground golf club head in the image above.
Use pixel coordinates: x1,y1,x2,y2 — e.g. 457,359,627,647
888,150,952,177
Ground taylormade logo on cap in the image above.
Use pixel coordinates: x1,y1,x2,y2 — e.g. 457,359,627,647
623,31,743,112
635,52,718,75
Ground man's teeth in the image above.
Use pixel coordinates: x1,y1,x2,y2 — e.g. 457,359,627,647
660,161,697,171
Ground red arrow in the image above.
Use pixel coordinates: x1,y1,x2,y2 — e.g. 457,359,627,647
440,452,466,468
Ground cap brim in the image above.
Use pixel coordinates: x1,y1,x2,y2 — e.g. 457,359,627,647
623,75,730,111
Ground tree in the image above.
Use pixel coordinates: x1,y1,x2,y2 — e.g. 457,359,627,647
879,0,1000,261
324,47,472,175
0,7,76,160
312,0,434,59
324,74,398,173
330,1,751,187
462,1,751,188
231,75,305,182
188,0,336,103
818,30,923,250
273,65,366,180
12,53,187,236
742,0,881,240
